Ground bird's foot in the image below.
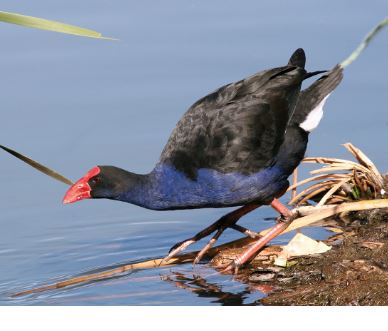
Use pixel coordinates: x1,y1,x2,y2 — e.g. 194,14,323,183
222,260,241,275
162,222,259,265
221,222,289,274
221,201,298,274
161,239,196,264
162,204,261,265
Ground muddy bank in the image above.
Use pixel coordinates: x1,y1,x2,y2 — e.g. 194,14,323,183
211,210,388,305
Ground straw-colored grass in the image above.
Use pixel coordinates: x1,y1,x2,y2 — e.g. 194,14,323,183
288,143,386,207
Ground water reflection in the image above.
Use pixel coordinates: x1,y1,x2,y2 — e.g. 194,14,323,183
161,270,273,306
7,256,275,305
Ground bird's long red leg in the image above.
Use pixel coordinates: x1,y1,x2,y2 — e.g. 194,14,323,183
162,203,261,263
192,223,259,265
224,198,296,274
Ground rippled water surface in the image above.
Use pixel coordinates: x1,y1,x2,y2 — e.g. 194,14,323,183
1,1,387,305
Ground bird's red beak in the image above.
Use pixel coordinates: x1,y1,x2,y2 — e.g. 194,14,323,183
63,167,100,204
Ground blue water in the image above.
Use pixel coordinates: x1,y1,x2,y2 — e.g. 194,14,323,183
0,0,387,305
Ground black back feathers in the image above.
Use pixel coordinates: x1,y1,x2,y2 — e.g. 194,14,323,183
160,49,308,179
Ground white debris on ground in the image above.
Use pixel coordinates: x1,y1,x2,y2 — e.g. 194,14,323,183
274,233,331,267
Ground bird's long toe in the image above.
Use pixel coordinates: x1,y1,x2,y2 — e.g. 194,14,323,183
162,239,196,263
221,260,241,275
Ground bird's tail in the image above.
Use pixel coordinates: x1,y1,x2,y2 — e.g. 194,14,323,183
288,49,326,80
304,70,327,80
290,65,344,130
289,17,388,132
288,48,306,68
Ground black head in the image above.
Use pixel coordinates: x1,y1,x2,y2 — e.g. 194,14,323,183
63,165,137,203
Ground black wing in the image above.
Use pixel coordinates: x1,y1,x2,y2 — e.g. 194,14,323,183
160,52,308,179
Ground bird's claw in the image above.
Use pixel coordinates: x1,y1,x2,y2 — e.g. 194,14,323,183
168,239,186,254
277,209,299,225
222,261,241,275
161,239,195,265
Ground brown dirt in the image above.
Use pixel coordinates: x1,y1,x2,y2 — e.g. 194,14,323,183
211,210,388,305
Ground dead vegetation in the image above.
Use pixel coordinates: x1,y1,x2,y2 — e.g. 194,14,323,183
289,143,386,206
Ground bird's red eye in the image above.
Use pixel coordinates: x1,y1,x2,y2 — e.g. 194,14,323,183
90,176,100,185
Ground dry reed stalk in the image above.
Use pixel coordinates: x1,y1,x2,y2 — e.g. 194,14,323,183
288,143,385,206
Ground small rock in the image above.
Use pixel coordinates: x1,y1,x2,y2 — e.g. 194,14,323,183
277,271,288,277
253,255,270,261
308,270,322,276
262,260,272,265
360,241,384,250
278,277,295,283
249,273,276,282
255,266,283,273
354,259,367,265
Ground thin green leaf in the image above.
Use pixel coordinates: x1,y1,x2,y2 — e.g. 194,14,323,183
352,186,361,200
0,145,74,186
341,17,388,68
0,10,115,40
